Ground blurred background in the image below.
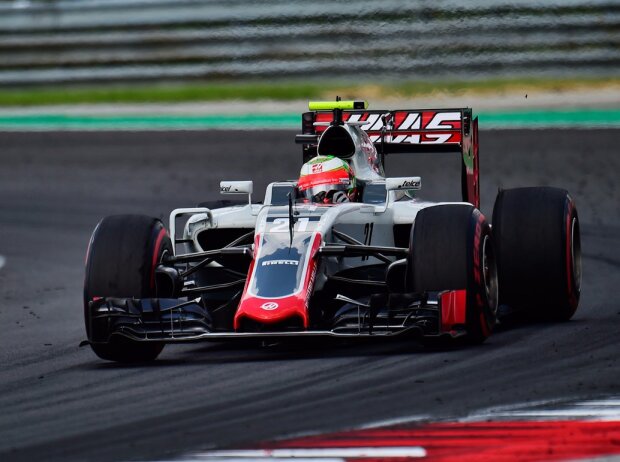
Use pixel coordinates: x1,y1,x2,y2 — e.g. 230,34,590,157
0,0,618,113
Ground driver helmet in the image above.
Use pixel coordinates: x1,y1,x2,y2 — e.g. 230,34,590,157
298,155,356,203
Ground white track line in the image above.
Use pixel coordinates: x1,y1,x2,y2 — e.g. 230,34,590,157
465,396,620,422
155,459,344,462
178,458,344,462
193,448,427,458
576,400,620,407
506,409,620,419
0,255,5,270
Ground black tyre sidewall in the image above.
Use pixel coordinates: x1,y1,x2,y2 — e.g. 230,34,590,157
408,205,473,293
409,205,497,343
492,187,580,321
84,215,172,362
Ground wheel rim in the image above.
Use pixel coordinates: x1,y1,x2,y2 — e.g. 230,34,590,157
571,217,582,293
482,234,499,316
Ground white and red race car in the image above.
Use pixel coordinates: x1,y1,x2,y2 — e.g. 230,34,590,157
83,101,581,362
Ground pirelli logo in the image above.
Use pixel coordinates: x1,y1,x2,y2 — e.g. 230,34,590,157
261,260,299,266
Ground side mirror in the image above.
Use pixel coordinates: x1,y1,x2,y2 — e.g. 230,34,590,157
385,177,422,192
220,180,253,205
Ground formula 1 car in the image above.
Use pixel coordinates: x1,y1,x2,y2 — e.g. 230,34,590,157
83,100,582,362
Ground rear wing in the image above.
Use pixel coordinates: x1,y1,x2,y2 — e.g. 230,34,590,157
297,108,480,208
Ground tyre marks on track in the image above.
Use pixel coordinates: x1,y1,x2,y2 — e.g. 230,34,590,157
166,397,620,462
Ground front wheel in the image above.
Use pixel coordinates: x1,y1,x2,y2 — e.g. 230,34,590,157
408,204,498,344
84,215,172,362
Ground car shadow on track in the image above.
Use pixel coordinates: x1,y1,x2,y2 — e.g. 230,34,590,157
80,336,494,369
78,315,588,369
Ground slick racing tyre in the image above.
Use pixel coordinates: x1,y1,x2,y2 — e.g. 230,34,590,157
84,215,172,362
408,204,498,344
492,187,581,321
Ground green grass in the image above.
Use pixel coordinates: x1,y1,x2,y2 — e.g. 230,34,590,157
0,76,617,107
0,82,328,106
391,76,620,96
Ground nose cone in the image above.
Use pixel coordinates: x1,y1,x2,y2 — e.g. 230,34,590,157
234,294,308,331
234,232,322,332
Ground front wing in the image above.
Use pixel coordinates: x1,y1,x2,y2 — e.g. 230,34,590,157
83,294,466,345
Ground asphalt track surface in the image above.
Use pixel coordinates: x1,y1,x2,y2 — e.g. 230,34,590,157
0,129,619,461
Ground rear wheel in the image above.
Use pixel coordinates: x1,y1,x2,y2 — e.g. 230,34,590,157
492,187,581,321
84,215,172,362
408,204,498,344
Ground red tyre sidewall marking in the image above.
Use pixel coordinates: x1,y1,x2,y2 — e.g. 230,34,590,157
150,227,167,291
472,212,490,338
